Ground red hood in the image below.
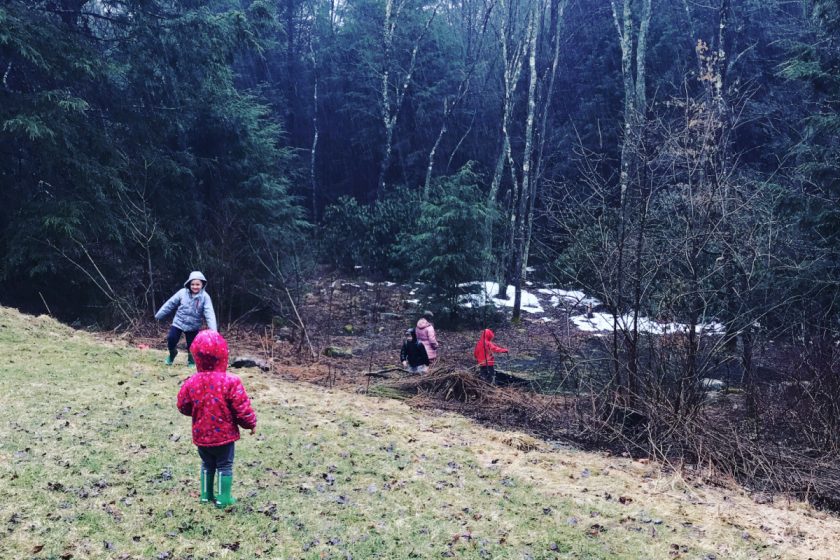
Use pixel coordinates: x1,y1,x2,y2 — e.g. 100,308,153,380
191,330,229,372
480,328,495,342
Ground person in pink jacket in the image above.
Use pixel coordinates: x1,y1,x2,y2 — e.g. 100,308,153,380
415,311,439,363
177,330,257,508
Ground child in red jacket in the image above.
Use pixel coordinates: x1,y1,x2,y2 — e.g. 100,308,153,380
473,329,509,384
177,330,257,508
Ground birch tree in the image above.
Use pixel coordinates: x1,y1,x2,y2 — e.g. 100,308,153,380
607,0,652,395
422,0,494,199
485,0,529,259
378,0,439,197
509,1,541,320
511,0,568,320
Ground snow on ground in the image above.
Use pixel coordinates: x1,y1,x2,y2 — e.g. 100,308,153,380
537,288,602,309
402,278,723,336
459,282,545,314
570,312,726,335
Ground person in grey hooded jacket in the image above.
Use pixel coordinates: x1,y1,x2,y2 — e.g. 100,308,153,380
155,271,217,366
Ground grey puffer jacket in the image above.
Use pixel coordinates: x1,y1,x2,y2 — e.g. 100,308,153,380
155,271,218,332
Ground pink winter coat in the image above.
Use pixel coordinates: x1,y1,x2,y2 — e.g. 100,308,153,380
177,330,257,447
415,318,439,360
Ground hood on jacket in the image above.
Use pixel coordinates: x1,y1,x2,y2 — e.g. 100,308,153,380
417,318,432,329
479,328,495,342
184,271,208,288
191,330,229,372
405,328,417,342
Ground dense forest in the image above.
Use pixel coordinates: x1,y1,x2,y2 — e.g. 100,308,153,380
2,0,839,503
2,0,838,327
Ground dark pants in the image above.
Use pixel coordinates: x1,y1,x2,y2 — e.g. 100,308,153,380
479,365,496,384
197,442,235,476
166,326,198,357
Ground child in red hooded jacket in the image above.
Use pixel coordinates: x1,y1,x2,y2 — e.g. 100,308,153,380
473,329,509,385
177,330,257,508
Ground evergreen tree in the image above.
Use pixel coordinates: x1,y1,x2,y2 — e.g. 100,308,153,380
780,0,840,336
402,164,494,314
0,1,308,323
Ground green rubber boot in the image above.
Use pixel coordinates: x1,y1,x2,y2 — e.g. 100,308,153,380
200,468,215,504
187,353,195,367
165,349,178,365
214,474,236,508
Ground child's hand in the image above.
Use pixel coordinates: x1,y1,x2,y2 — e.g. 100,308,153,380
250,428,257,435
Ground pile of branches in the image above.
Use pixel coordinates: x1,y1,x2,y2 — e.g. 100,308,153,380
382,368,571,436
397,368,485,403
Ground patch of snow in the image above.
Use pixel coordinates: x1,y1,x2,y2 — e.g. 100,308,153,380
539,317,556,323
405,299,420,305
384,281,396,287
364,281,375,287
343,282,361,289
458,282,545,314
570,313,614,332
570,312,726,336
538,288,601,309
697,322,726,335
526,266,536,272
700,378,725,390
354,265,363,269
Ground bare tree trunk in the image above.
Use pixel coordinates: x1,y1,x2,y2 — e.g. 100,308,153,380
286,0,297,136
635,0,651,114
486,0,527,279
715,0,730,102
311,80,319,221
511,2,540,321
424,100,448,198
610,0,635,393
518,0,568,314
309,4,320,222
378,0,398,197
378,0,438,197
608,0,652,396
612,0,635,209
146,245,156,312
424,2,493,199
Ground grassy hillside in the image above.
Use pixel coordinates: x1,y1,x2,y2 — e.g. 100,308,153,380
0,307,837,559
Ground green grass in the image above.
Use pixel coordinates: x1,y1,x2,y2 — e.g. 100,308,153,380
0,308,794,559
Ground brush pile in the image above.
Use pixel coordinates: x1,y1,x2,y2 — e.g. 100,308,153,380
381,368,572,436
